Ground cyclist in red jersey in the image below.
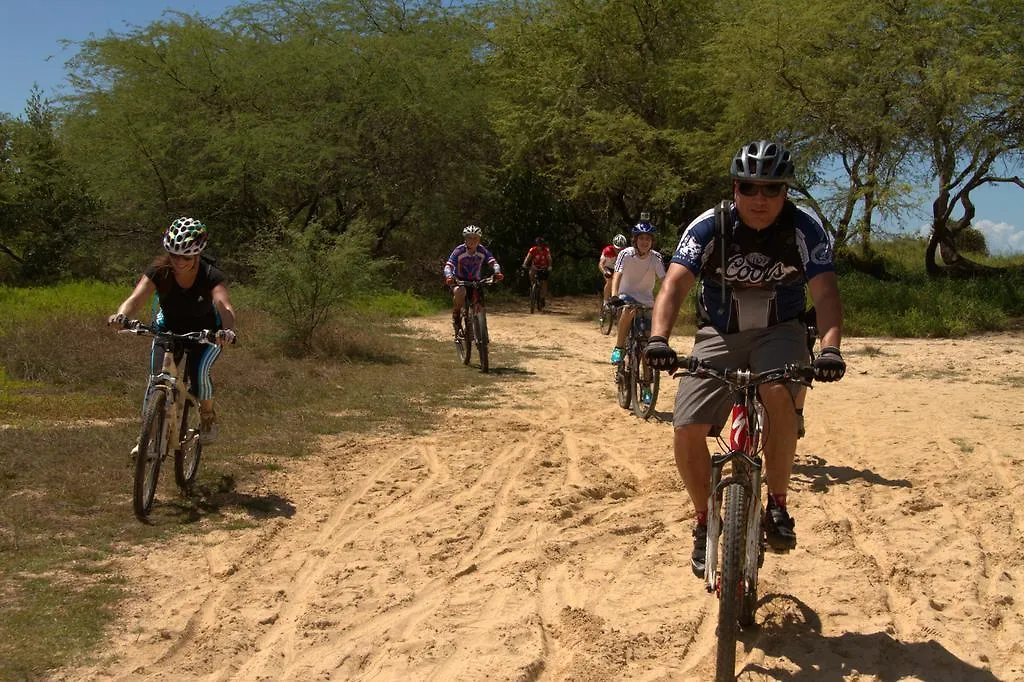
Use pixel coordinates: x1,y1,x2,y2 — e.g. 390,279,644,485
599,234,628,303
522,237,553,307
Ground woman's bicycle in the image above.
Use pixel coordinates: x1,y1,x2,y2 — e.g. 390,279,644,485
454,277,496,373
118,320,221,519
609,297,659,419
667,355,815,681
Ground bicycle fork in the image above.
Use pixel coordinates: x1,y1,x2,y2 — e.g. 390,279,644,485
704,451,764,594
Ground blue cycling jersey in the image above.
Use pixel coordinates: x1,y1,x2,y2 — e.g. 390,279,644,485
671,200,835,333
444,243,500,281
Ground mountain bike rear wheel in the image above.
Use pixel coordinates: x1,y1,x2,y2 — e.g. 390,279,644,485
133,391,167,520
715,482,746,682
174,400,203,490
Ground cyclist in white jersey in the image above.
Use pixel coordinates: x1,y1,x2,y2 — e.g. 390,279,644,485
609,216,666,364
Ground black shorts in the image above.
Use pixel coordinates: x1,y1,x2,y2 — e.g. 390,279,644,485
534,268,550,281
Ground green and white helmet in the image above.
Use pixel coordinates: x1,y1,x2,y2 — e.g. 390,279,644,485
163,217,208,256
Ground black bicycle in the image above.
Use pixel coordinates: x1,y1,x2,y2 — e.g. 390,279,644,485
454,277,496,373
667,356,814,681
528,268,548,313
598,296,621,335
610,297,659,419
118,321,223,519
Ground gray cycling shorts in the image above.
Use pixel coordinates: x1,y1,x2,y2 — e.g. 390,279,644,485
673,319,807,431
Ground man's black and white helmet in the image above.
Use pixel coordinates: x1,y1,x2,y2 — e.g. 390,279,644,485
463,224,483,237
612,234,628,249
730,140,795,181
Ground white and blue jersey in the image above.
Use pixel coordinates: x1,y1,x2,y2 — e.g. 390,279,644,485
672,200,835,333
444,244,501,281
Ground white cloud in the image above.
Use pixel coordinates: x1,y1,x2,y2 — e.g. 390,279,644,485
914,219,1024,255
974,219,1024,255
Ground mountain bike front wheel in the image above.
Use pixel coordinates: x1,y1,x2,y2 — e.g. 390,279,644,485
133,391,167,520
530,282,539,314
600,302,615,335
457,312,473,366
616,353,634,409
174,399,203,490
632,350,660,419
715,482,746,682
475,311,489,373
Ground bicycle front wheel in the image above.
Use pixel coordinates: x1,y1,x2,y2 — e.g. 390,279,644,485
475,311,489,373
457,312,472,365
715,482,747,682
133,391,167,519
616,351,634,409
530,283,539,314
632,349,660,419
600,302,614,335
174,399,203,490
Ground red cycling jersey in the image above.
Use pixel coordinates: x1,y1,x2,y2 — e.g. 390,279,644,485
526,245,552,269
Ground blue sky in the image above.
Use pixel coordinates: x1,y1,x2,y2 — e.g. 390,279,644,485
3,1,1023,253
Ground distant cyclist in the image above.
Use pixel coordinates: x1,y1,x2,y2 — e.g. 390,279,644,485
522,237,553,308
108,217,237,447
444,225,504,332
609,216,666,364
599,233,628,303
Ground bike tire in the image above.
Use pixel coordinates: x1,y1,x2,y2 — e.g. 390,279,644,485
174,399,203,490
616,351,634,409
133,391,167,520
457,311,472,366
715,482,747,682
599,303,615,335
475,311,489,373
632,348,660,419
530,283,538,314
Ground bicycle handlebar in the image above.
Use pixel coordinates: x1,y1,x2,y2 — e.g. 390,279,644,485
454,276,498,288
116,319,222,345
668,356,815,388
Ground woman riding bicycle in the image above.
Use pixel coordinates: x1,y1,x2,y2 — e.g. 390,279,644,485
609,216,665,365
443,225,504,332
108,217,237,446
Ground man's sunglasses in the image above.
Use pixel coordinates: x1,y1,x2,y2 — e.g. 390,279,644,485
737,182,787,198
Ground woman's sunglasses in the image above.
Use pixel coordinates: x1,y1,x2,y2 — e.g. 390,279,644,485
737,182,787,198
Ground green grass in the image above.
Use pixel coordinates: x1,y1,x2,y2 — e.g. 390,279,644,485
0,282,511,680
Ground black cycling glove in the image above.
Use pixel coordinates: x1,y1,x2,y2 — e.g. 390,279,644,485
813,346,846,382
644,336,677,370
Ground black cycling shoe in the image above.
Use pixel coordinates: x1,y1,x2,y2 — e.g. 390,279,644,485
691,523,708,578
764,498,797,551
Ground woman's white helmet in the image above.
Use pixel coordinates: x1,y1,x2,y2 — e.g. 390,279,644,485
163,217,208,256
463,224,483,237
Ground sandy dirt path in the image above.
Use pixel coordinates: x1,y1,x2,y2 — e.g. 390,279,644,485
55,298,1024,681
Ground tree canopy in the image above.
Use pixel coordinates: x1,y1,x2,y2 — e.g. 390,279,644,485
0,0,1020,285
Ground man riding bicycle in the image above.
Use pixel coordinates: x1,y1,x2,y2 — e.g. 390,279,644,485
599,234,628,303
609,215,666,365
522,236,553,307
444,225,504,332
108,217,237,448
644,140,846,579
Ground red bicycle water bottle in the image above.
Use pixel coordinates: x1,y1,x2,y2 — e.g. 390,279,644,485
729,404,749,452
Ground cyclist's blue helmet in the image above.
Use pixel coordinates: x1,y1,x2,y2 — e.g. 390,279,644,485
632,221,656,236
